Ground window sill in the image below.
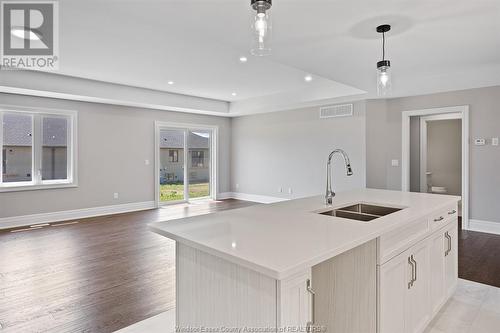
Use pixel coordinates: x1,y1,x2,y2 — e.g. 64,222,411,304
0,182,78,193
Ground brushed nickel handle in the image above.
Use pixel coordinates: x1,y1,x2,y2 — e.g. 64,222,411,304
445,232,452,256
408,256,415,289
306,279,315,332
412,255,417,284
448,210,457,215
434,216,444,222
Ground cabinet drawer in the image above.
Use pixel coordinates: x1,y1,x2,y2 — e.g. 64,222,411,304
429,204,458,230
379,217,429,264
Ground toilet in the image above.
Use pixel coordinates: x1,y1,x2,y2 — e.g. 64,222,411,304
431,186,448,194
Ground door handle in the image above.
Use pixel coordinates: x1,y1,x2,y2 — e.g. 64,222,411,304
306,279,315,332
448,210,457,215
434,216,444,222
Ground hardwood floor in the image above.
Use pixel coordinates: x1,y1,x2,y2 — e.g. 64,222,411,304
2,201,500,332
0,199,258,333
459,226,500,288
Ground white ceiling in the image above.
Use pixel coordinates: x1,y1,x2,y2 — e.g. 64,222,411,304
42,0,500,115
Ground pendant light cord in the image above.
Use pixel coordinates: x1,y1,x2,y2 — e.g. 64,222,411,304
382,32,386,61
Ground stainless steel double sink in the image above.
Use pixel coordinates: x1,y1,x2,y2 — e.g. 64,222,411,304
318,203,403,222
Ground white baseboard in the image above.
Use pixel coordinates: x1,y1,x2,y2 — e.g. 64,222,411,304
468,219,500,235
217,192,289,204
0,201,156,230
216,192,234,200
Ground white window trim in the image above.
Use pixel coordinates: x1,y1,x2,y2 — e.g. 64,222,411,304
0,104,78,192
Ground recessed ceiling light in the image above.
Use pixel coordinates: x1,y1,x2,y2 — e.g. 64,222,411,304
304,75,313,82
231,92,237,96
239,56,248,63
167,81,174,85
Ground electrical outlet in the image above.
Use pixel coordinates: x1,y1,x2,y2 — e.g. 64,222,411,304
492,138,499,146
391,159,399,167
278,187,283,193
235,183,239,190
113,192,119,199
288,187,293,195
145,159,150,165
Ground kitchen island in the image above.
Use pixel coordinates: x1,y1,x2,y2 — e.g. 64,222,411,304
149,189,460,333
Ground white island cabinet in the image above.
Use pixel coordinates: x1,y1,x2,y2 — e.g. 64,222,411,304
150,189,459,333
378,203,458,333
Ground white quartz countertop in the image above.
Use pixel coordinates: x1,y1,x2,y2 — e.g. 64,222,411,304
149,189,460,280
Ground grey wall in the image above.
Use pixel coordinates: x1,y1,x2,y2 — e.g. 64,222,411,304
427,119,462,196
366,85,500,222
231,102,366,199
0,93,232,218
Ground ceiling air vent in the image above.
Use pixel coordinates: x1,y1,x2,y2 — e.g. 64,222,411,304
319,103,353,119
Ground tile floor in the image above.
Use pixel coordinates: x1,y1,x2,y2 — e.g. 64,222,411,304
425,279,500,333
116,279,500,333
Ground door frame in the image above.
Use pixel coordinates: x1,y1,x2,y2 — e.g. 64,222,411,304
419,113,462,193
154,121,218,207
401,105,469,229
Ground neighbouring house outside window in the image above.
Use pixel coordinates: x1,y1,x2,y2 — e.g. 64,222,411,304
0,107,77,191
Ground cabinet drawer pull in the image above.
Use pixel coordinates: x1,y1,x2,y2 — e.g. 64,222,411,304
408,256,415,289
445,232,452,256
411,255,417,284
448,210,457,215
306,279,315,332
434,216,444,222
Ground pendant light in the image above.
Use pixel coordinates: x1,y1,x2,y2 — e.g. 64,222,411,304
250,0,272,56
376,24,392,96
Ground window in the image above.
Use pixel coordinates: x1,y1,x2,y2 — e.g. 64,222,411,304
169,149,179,162
0,108,77,191
191,150,204,168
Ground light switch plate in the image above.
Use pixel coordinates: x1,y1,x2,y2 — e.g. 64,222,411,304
391,159,399,167
475,139,486,146
492,138,499,146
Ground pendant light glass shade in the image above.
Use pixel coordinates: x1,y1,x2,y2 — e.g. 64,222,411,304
250,1,272,56
377,61,391,96
376,24,392,96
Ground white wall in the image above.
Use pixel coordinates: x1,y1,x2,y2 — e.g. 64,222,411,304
0,93,231,218
231,102,366,199
366,85,500,223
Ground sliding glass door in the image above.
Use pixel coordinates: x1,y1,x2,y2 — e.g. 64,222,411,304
187,130,211,199
157,125,214,205
159,128,186,203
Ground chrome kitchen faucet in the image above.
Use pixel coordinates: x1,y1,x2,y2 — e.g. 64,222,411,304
325,149,353,205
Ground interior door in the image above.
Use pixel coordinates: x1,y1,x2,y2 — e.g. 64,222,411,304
158,128,186,204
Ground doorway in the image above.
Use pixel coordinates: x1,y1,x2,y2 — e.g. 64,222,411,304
419,113,462,195
402,106,469,229
155,122,217,206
